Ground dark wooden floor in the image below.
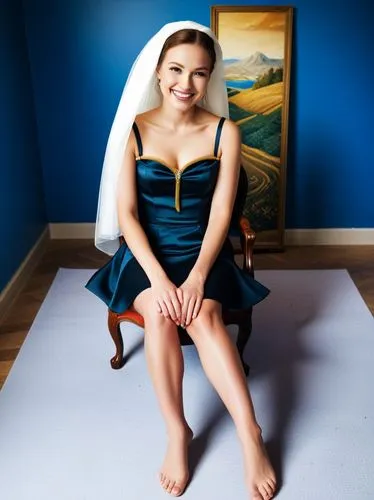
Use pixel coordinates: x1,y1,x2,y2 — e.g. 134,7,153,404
0,240,373,390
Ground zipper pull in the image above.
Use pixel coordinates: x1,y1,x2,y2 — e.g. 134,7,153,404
175,171,181,212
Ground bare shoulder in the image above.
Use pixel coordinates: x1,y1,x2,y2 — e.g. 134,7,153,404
135,109,160,128
196,108,222,126
131,110,159,153
125,120,138,158
135,109,152,122
220,118,241,155
221,118,240,140
198,110,240,138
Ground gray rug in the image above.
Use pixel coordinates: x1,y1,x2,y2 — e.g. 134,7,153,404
0,269,373,499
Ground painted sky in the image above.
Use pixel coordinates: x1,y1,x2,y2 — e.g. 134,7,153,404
218,12,286,59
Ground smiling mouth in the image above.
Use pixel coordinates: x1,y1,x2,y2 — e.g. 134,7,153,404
171,89,195,101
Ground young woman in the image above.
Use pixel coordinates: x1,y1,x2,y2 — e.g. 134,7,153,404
86,21,276,500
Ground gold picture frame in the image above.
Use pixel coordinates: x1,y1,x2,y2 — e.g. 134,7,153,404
211,5,293,250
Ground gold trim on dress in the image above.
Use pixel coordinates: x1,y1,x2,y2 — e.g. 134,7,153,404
136,155,220,212
175,172,181,212
136,155,219,174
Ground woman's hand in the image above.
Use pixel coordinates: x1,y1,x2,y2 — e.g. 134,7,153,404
150,273,183,324
178,271,205,328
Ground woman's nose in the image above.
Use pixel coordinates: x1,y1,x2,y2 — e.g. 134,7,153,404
179,72,193,90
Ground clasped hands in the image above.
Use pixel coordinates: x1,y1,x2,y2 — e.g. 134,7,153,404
151,271,204,328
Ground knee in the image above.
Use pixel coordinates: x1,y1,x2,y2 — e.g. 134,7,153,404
144,307,176,334
186,301,222,337
133,289,176,334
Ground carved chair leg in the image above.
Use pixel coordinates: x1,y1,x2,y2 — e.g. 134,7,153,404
108,309,125,369
236,309,253,376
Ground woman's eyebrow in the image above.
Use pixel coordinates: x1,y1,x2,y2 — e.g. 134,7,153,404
168,62,209,71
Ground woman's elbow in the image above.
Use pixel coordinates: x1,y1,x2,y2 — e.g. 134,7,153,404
118,207,139,233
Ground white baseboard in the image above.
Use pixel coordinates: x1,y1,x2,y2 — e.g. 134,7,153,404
49,223,374,246
285,228,374,245
0,227,49,325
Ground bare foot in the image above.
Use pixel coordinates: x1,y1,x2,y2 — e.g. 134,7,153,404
159,426,194,497
240,428,276,500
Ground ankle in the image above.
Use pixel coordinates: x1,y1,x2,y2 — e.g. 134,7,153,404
166,421,191,439
237,422,263,444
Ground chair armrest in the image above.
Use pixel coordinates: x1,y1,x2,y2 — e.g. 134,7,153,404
239,216,256,275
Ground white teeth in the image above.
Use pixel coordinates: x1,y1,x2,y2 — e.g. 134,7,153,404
172,90,193,98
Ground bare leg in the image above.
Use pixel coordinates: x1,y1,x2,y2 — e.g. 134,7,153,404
133,289,193,497
186,299,276,500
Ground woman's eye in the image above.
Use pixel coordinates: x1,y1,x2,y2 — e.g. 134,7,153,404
169,67,207,77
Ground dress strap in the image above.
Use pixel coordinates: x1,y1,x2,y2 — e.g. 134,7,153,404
213,117,226,157
132,122,143,157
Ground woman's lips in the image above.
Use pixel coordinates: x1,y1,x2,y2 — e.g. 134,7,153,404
171,89,195,101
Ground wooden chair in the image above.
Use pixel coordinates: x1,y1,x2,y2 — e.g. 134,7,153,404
107,166,256,375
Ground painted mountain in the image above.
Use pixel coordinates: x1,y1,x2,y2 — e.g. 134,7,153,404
223,58,240,65
224,52,284,233
224,51,283,81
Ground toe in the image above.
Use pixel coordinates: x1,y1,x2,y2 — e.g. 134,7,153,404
258,485,268,498
164,478,170,491
263,482,273,498
268,478,276,490
252,489,263,500
167,480,176,494
172,484,182,496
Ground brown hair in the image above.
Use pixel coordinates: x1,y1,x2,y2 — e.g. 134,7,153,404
157,29,216,74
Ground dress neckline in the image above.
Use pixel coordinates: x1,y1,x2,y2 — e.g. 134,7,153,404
135,155,220,175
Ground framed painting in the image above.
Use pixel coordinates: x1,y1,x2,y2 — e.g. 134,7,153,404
211,6,293,250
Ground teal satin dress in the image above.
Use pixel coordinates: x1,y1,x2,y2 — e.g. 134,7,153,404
85,117,270,313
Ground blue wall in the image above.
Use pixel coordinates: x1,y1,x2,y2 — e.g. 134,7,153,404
23,0,373,229
0,0,47,293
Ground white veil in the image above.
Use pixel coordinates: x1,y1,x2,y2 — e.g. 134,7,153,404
95,20,229,255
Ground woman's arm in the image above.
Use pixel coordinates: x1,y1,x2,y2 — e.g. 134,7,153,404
191,119,241,281
177,119,241,327
117,129,166,283
117,129,182,321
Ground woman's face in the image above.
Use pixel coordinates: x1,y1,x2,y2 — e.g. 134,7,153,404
156,43,212,109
